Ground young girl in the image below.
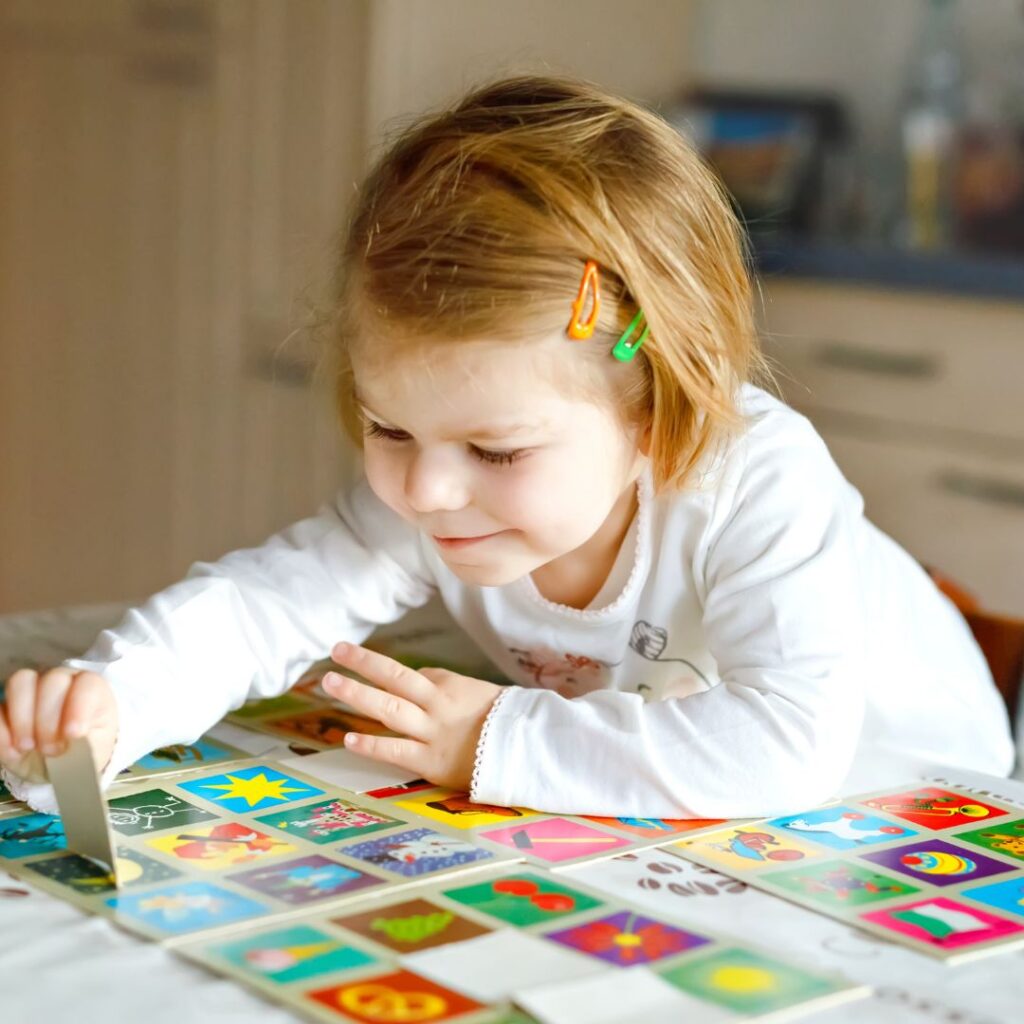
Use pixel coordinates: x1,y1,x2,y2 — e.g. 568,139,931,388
0,76,1014,819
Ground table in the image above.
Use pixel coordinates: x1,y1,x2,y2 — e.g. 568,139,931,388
1,602,1021,1023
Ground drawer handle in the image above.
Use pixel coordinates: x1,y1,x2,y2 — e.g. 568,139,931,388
815,342,940,379
937,470,1024,510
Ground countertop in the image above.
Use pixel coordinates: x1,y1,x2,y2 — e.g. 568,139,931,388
753,235,1024,303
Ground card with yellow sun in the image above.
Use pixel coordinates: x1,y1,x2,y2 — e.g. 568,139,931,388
173,862,869,1023
177,766,325,814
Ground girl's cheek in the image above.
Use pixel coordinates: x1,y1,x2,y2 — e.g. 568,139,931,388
489,473,550,527
363,449,408,517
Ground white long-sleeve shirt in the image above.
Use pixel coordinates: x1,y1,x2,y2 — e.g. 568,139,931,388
6,387,1014,817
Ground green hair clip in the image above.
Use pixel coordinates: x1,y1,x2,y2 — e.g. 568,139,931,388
611,309,649,362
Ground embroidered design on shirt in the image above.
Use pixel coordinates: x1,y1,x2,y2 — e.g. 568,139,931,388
505,622,709,700
630,620,710,698
507,646,608,696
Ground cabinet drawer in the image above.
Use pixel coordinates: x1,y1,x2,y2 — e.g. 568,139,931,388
821,429,1024,616
761,281,1024,444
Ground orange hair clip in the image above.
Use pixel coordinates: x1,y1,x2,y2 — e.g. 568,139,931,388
567,260,601,340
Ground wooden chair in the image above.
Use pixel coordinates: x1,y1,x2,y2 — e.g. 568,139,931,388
926,567,1024,720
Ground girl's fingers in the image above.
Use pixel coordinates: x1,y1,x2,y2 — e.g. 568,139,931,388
0,706,16,763
4,669,40,752
34,669,76,756
60,672,110,740
330,643,435,708
322,673,431,740
342,732,424,773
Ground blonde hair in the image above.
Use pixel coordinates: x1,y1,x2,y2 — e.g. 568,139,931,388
331,74,765,492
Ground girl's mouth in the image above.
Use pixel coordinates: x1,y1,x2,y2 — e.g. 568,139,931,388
432,531,505,549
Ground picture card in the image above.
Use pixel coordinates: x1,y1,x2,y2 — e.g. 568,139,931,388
0,757,471,943
114,732,249,784
516,966,736,1024
477,817,633,868
278,748,424,796
45,737,119,883
401,928,607,1002
667,781,1024,963
174,861,867,1024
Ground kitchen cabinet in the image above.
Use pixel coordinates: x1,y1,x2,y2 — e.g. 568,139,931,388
0,0,363,611
760,279,1024,616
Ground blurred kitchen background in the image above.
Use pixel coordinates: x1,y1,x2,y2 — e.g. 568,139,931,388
1,0,1023,618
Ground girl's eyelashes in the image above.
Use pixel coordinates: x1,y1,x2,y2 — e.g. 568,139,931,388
361,419,409,443
473,447,526,467
361,419,527,467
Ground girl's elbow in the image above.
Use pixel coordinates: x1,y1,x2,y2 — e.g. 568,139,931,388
762,733,852,815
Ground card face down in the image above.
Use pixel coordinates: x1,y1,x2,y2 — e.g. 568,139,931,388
46,737,119,886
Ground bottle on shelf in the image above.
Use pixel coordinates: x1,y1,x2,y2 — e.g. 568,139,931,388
900,0,963,250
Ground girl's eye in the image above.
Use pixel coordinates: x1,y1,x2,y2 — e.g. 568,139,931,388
472,446,525,467
362,420,410,443
362,419,526,467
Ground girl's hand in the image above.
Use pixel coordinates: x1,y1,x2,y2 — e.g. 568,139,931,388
0,668,119,782
323,643,502,791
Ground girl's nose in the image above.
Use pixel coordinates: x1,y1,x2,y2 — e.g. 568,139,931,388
403,447,470,513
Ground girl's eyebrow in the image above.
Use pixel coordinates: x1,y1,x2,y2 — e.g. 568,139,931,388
451,421,546,440
355,396,546,441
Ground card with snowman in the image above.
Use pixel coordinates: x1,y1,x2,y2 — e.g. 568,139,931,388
0,757,524,943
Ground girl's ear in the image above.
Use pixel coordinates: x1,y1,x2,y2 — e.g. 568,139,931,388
638,421,653,457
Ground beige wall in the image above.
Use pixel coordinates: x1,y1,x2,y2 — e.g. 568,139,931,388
0,0,695,614
365,0,693,139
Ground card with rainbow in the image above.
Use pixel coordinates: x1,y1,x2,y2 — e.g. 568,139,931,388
666,781,1024,964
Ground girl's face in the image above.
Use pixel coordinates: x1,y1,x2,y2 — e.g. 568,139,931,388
351,333,647,588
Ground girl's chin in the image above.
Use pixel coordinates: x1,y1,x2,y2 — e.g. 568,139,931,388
442,556,533,588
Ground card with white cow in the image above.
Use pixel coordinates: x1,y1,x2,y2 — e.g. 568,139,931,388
0,750,870,1022
667,782,1024,963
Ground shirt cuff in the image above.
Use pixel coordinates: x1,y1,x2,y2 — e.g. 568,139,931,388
468,684,520,802
469,683,529,807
